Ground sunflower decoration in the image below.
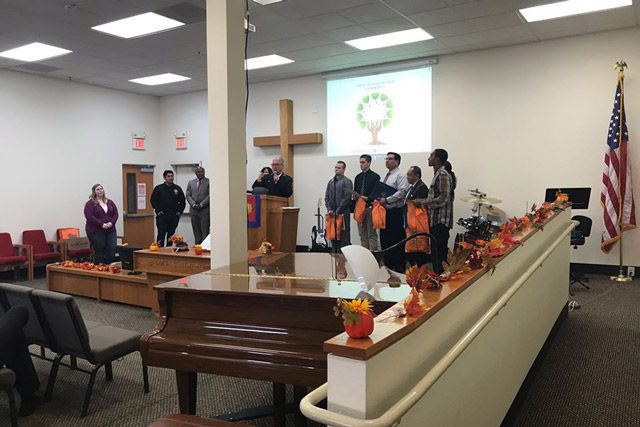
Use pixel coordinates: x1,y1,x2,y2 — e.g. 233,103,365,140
333,298,374,327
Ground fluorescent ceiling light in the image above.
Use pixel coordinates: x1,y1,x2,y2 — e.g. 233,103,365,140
246,54,293,70
129,73,191,86
92,12,185,39
0,42,72,62
252,0,283,4
520,0,632,22
346,28,433,50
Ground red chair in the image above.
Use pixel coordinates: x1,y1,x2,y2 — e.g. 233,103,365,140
0,232,32,280
22,230,62,278
56,228,92,261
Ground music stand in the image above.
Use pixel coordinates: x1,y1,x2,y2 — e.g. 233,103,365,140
545,187,591,298
544,187,591,209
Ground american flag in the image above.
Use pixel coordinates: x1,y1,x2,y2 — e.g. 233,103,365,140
601,75,636,253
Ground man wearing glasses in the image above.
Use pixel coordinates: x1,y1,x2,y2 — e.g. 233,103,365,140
254,157,293,198
379,152,410,272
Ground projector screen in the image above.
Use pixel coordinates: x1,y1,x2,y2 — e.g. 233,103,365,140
327,67,432,157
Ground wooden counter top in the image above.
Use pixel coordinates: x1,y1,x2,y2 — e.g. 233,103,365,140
324,208,569,360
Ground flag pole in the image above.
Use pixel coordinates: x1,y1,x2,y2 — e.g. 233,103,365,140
611,60,632,282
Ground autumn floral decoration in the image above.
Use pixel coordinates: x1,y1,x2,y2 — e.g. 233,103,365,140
402,265,443,317
334,298,375,338
61,260,121,274
259,241,275,254
170,234,189,247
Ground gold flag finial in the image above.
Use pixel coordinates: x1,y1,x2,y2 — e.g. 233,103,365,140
615,60,627,74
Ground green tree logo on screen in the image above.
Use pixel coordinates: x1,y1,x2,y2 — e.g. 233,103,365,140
356,92,393,145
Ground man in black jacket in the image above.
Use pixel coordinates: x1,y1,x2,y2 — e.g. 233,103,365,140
352,154,380,250
150,170,186,246
253,157,293,198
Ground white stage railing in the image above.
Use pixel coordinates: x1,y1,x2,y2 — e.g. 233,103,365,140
300,221,577,427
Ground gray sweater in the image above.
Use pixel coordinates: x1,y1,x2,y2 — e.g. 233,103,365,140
325,174,354,215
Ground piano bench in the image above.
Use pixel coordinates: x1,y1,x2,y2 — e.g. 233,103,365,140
148,414,252,427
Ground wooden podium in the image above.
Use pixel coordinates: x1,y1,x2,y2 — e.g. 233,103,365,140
248,195,299,253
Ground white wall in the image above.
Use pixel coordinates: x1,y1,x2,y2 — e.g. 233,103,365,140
0,69,160,243
242,26,640,266
4,26,640,267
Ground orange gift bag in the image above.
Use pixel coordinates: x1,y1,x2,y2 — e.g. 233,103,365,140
372,201,386,229
405,201,430,253
325,213,344,241
354,198,366,224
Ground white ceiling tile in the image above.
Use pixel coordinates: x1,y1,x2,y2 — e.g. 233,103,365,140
469,12,524,32
296,13,357,32
452,0,516,20
409,7,465,27
441,24,534,47
337,3,399,24
321,25,376,42
384,0,448,15
360,17,416,34
428,21,476,38
253,33,338,53
283,43,355,61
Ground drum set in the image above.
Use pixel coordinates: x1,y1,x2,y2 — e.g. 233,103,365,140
457,189,505,241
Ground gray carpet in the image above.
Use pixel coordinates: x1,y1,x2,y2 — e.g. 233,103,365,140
512,275,640,426
1,271,639,426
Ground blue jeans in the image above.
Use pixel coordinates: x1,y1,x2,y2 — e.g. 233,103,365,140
88,230,117,264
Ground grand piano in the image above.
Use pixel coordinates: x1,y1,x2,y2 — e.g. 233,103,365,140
140,252,410,425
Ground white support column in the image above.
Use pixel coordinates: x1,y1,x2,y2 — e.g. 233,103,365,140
207,0,248,268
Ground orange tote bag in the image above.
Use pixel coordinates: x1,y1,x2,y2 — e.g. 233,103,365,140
372,201,386,229
354,198,366,224
325,213,343,241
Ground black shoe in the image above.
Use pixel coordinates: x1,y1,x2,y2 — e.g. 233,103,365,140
19,394,42,417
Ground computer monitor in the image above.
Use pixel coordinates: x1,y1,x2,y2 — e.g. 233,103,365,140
544,187,591,209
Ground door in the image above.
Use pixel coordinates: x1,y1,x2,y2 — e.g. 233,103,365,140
122,164,155,247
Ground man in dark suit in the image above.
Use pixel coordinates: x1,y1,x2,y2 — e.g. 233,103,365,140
404,166,429,267
0,306,41,417
253,157,293,198
186,166,210,244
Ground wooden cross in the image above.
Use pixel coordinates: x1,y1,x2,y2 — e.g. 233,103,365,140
253,99,323,196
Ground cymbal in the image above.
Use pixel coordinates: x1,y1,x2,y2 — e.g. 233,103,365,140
460,196,502,204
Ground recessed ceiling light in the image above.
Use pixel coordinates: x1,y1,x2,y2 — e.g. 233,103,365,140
92,12,185,39
0,42,72,62
519,0,632,22
246,54,293,70
129,73,191,86
252,0,284,5
345,28,433,51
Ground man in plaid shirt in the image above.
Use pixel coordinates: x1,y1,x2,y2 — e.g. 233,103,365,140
415,148,454,274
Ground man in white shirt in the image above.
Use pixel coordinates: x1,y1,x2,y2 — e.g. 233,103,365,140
379,151,409,272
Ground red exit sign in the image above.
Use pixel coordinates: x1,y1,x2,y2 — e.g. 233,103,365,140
133,137,145,150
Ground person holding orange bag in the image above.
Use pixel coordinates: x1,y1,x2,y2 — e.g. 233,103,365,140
403,166,430,267
413,149,456,274
352,154,381,251
325,161,353,251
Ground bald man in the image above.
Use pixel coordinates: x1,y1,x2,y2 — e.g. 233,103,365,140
186,166,210,244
